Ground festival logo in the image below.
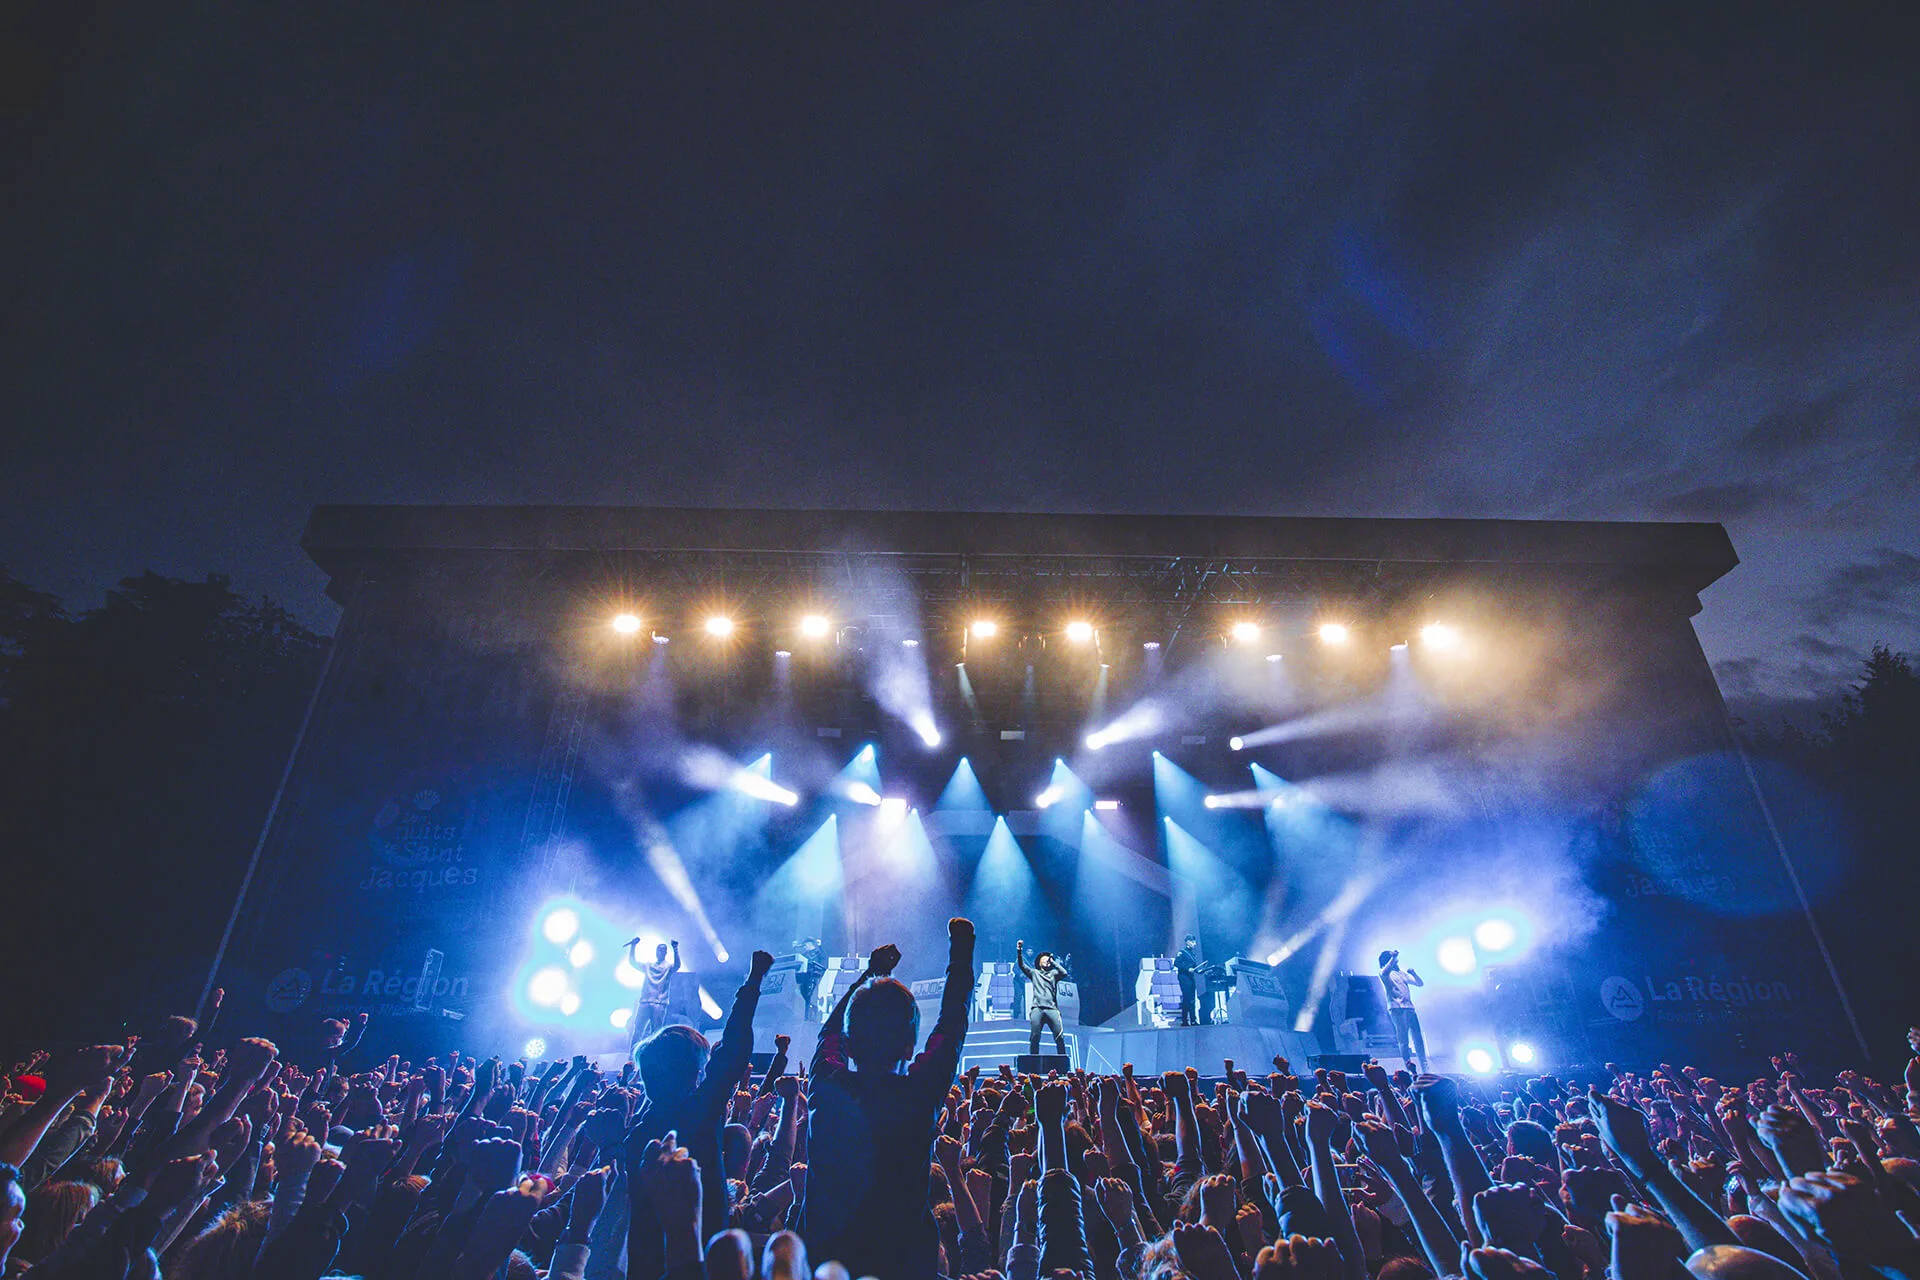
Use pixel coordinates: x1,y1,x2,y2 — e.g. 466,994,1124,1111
1600,975,1645,1021
360,771,481,892
265,967,314,1013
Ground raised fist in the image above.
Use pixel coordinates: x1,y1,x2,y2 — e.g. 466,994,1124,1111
949,918,974,942
868,944,902,976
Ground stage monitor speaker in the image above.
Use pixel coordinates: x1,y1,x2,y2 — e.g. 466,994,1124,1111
1016,1054,1071,1075
1310,1053,1367,1074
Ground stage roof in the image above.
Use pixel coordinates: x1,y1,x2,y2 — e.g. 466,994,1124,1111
304,505,1737,594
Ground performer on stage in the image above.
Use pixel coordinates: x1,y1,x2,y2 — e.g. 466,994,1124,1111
1174,934,1203,1026
1014,940,1071,1056
794,937,825,1009
1378,948,1426,1071
626,937,681,1048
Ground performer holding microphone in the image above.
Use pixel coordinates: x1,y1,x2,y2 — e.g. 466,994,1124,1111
1014,939,1071,1056
625,936,681,1047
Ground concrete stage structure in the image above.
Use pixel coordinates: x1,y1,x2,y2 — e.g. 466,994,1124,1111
211,505,1850,1071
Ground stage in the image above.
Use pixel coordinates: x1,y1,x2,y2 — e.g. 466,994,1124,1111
742,1017,1320,1075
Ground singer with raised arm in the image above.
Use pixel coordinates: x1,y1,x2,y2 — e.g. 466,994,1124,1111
1378,947,1426,1071
625,936,680,1048
1015,939,1071,1056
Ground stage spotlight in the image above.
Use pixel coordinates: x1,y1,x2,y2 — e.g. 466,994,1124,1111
541,908,580,945
713,941,730,963
1094,799,1121,811
1266,653,1283,663
1065,620,1095,643
1473,918,1518,953
567,939,595,968
1084,731,1107,750
1203,794,1222,809
1142,640,1161,650
528,967,569,1008
1436,936,1478,975
559,991,581,1016
1389,642,1409,653
610,613,642,635
799,614,831,639
524,1037,547,1058
653,633,670,645
1317,623,1350,645
1420,622,1461,652
1229,736,1245,751
614,958,645,988
1230,621,1261,644
970,618,998,639
609,1008,631,1030
1509,1042,1537,1065
878,797,908,824
902,638,920,647
1034,784,1065,809
911,714,943,748
1463,1046,1497,1075
698,987,724,1019
704,614,735,638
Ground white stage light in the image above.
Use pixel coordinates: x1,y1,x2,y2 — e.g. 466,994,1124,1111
609,1008,631,1030
1094,799,1120,811
704,615,735,638
1474,918,1518,952
1317,623,1350,645
1203,794,1222,809
730,772,799,806
614,958,645,988
1420,622,1461,652
528,967,569,1008
846,781,882,806
878,797,908,824
902,637,920,647
698,987,724,1019
1230,621,1261,644
1436,936,1478,974
559,991,581,1016
541,908,579,945
911,714,943,748
610,613,642,635
1464,1047,1496,1075
1065,620,1094,643
1034,784,1065,809
1509,1042,1537,1065
970,618,998,638
1229,736,1245,751
568,939,595,968
799,614,831,639
524,1037,547,1058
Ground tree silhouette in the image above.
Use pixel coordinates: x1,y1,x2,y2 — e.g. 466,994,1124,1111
0,568,326,1039
1749,645,1920,1063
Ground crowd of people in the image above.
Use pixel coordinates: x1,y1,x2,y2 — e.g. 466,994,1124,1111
4,915,1919,1280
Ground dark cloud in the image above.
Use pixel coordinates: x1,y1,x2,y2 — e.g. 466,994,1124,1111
1,1,1917,707
1651,483,1785,520
1738,393,1851,463
1804,549,1920,629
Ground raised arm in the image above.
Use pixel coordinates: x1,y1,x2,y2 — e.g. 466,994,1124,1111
701,951,773,1105
668,940,682,976
813,946,895,1077
915,919,977,1078
1015,939,1033,979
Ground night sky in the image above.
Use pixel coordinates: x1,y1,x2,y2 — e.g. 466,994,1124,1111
6,2,1917,721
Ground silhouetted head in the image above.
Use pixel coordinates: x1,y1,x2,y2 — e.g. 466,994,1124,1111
637,1024,710,1102
1183,935,1198,951
847,977,920,1070
1379,949,1399,970
1036,952,1056,972
655,943,669,963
